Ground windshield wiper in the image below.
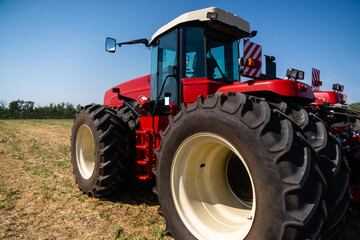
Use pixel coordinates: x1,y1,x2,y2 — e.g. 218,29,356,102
209,51,227,81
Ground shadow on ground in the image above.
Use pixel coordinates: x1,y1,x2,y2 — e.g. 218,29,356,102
105,180,159,206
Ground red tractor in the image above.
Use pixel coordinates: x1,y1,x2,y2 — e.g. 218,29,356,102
71,7,349,239
308,78,360,203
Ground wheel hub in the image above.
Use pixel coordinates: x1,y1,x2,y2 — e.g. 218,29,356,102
170,133,256,240
76,124,96,179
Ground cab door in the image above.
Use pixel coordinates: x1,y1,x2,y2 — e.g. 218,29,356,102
157,29,179,110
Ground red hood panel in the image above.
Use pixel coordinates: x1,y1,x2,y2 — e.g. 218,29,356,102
104,75,151,107
314,91,346,104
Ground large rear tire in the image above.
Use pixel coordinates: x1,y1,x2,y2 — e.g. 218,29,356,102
71,104,135,197
273,102,351,239
154,93,326,240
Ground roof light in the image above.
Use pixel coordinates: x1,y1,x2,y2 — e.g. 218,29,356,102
207,12,218,20
286,68,304,80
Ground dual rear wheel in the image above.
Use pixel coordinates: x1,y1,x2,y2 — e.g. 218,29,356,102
154,93,326,240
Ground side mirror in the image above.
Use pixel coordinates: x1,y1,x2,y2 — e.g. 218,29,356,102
105,37,117,53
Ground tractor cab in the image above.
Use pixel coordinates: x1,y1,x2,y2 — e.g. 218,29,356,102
105,7,253,115
146,7,253,114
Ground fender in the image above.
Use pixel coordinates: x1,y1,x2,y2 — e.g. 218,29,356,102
217,79,315,101
182,78,315,105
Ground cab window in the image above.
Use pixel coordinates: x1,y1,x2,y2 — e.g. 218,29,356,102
181,27,239,82
183,27,205,78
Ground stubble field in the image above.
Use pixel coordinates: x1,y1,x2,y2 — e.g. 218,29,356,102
0,119,359,239
0,119,171,240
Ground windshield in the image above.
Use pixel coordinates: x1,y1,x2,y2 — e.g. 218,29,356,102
206,30,239,82
183,27,239,82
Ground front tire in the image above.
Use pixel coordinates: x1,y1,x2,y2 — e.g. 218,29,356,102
71,104,135,197
154,93,326,240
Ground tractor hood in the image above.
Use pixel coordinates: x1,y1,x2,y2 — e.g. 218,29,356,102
103,75,151,108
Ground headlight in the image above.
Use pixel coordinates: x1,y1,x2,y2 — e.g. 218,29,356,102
340,85,344,92
332,83,340,91
286,68,304,80
297,70,304,80
332,83,344,92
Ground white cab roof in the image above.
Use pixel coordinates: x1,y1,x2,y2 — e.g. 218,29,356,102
150,7,250,44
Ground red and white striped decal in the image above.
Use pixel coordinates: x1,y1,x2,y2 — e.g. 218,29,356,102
243,40,262,78
312,68,320,91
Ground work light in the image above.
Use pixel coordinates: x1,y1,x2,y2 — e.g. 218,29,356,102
286,68,304,80
297,70,304,80
332,83,344,92
286,68,298,79
207,12,218,20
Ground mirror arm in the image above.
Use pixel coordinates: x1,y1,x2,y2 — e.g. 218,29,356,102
117,38,149,47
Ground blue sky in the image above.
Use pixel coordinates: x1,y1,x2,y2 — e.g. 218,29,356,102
0,0,359,106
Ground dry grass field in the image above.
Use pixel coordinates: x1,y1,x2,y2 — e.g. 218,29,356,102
0,119,359,239
0,119,171,240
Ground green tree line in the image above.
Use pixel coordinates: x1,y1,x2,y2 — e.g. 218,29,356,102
349,102,360,111
1,99,358,119
0,100,81,119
